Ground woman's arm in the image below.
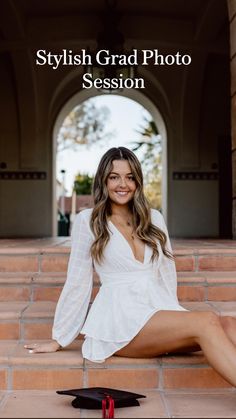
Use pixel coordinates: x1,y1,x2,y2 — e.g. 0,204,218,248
52,210,93,346
24,210,94,353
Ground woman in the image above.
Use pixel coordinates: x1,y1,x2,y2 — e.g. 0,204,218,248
25,147,236,386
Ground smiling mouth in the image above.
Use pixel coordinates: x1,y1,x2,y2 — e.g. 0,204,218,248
115,191,129,196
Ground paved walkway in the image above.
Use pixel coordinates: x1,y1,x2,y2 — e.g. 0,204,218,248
1,388,236,418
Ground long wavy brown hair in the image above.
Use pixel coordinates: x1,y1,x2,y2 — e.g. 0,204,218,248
90,147,173,264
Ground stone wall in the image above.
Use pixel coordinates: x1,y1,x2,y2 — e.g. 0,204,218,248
228,0,236,238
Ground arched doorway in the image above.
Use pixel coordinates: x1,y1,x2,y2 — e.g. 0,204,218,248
53,88,168,236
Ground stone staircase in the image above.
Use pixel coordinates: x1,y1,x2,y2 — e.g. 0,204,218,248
0,238,236,417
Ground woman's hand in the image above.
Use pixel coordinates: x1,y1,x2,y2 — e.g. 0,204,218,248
24,340,61,354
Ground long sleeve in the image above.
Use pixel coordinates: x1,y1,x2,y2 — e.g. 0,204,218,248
52,210,94,347
153,209,179,303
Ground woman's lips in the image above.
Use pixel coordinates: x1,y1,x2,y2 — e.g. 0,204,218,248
115,191,129,196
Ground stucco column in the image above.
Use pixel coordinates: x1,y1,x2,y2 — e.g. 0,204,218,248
228,0,236,237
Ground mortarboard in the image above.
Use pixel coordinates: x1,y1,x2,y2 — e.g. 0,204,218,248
57,386,146,418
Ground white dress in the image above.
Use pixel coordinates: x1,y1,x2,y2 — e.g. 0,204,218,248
52,208,187,363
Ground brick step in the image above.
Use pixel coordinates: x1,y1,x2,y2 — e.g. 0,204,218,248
0,300,235,341
1,272,236,302
0,239,236,274
0,340,233,391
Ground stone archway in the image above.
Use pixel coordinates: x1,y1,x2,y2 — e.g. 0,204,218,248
52,87,168,235
227,0,236,238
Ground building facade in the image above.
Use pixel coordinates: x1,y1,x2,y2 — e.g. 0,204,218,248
0,0,235,238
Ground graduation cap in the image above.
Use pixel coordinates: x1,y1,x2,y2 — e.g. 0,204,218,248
57,387,146,418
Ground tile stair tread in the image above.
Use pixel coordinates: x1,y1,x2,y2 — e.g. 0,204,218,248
0,301,56,320
0,339,209,367
1,246,236,255
0,271,235,284
0,238,236,255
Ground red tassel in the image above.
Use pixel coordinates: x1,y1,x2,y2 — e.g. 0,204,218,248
102,395,115,419
108,396,114,418
102,398,107,418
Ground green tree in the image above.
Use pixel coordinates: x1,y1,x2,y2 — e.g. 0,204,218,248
57,99,114,153
130,117,162,209
73,173,93,195
144,154,162,209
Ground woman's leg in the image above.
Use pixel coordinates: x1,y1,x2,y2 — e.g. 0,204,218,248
114,310,236,387
220,316,236,346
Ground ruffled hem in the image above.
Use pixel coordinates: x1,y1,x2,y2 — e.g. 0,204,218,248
81,305,188,363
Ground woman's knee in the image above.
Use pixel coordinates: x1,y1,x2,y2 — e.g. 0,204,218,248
220,316,236,333
196,311,221,332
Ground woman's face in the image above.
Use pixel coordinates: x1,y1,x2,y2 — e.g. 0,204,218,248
107,159,137,206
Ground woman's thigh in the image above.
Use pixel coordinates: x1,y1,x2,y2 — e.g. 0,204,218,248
114,310,208,358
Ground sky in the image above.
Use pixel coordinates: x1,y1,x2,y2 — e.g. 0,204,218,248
56,95,152,195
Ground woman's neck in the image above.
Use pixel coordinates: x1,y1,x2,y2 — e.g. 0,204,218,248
110,203,132,218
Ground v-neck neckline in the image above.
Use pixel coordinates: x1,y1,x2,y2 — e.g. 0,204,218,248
108,220,146,265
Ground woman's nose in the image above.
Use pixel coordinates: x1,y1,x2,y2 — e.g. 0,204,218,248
119,177,127,187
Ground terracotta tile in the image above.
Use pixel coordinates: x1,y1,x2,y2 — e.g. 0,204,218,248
0,256,38,272
0,324,20,339
163,367,232,389
85,389,167,418
0,341,18,362
85,355,159,367
177,273,206,283
41,247,70,254
175,257,195,272
23,323,53,340
0,288,30,302
181,301,215,312
208,286,236,301
0,302,29,320
33,287,62,302
173,248,195,255
206,272,236,284
0,276,32,284
1,238,63,249
165,391,236,418
40,256,69,273
106,355,160,366
0,390,81,418
177,285,205,301
13,369,83,390
10,341,83,367
87,368,159,388
0,370,7,390
197,248,236,254
22,302,56,319
32,276,65,285
161,351,207,366
209,301,236,316
199,256,236,271
0,248,39,255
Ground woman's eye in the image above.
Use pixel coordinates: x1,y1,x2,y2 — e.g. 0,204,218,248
109,175,134,181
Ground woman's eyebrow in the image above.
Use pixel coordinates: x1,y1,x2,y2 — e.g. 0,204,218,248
109,171,133,175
